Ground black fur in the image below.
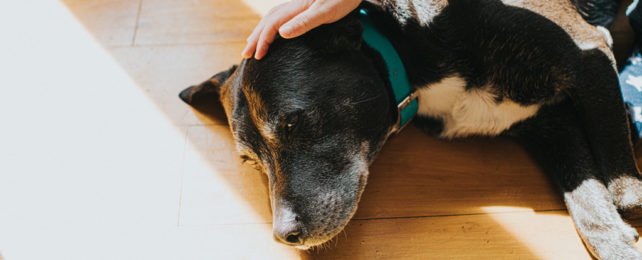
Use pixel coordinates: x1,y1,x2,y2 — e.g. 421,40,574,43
371,0,579,105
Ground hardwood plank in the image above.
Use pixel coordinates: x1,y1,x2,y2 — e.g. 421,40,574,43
180,125,564,228
108,44,244,126
176,210,627,260
303,211,592,260
61,0,140,47
135,0,260,45
173,224,302,259
356,127,564,219
180,125,272,226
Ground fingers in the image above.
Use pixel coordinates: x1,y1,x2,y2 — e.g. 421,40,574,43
254,25,279,60
241,2,285,59
279,7,325,39
241,22,265,59
241,0,361,59
279,0,362,39
242,0,312,60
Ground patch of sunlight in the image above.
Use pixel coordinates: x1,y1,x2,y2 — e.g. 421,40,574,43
241,0,290,16
481,206,590,260
0,1,289,259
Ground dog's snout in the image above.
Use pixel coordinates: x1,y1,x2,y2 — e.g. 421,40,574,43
273,202,305,246
273,219,304,245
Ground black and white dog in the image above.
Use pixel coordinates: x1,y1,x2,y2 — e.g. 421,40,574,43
180,0,642,258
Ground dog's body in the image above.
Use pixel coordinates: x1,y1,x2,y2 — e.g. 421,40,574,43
180,0,642,258
374,0,613,139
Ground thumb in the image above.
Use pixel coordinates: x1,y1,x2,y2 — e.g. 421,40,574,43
278,8,325,39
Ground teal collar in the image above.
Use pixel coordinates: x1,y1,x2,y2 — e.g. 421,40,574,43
360,8,418,134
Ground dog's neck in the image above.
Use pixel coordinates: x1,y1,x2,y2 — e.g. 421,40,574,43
362,1,454,89
358,1,455,133
360,7,421,132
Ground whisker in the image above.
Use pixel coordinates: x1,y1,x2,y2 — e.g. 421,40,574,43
348,93,382,106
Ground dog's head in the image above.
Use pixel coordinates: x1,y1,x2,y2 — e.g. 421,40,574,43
180,12,397,249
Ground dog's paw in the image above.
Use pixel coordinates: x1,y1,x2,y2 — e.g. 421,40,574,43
578,217,640,259
586,240,642,260
565,179,642,259
608,175,642,220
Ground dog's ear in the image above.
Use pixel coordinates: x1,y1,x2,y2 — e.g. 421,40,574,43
179,65,237,105
305,11,363,51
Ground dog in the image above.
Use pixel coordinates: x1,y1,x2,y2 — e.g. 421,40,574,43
180,0,642,258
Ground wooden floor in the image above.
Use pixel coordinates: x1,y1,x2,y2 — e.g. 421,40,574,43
1,0,642,259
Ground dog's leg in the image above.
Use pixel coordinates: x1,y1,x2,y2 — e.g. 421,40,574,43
572,0,621,27
510,99,641,259
572,50,642,220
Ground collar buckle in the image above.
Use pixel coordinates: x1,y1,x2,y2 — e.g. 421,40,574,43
393,91,418,134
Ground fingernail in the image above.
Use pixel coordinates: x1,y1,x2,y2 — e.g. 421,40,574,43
280,25,293,36
241,45,252,58
281,24,292,32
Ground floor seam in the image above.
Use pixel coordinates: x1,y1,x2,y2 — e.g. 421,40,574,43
108,40,248,49
131,0,144,46
352,209,567,221
176,127,189,227
177,209,569,226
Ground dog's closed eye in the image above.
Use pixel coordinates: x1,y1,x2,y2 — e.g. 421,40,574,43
284,112,301,134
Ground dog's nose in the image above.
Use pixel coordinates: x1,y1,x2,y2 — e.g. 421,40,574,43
273,199,305,245
273,218,304,245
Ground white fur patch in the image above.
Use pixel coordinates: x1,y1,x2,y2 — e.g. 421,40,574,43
607,175,642,210
564,179,641,259
576,41,600,51
596,26,613,49
417,76,541,138
417,76,467,117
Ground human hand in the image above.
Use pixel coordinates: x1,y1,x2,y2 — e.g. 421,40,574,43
241,0,362,60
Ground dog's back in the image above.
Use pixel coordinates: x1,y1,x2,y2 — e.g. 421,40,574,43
374,0,613,59
506,0,614,60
